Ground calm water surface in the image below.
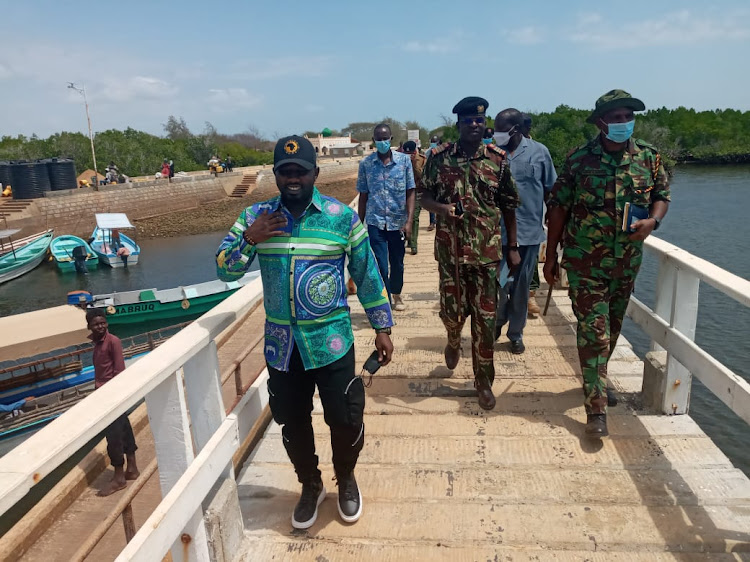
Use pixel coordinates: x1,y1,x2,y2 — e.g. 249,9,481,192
622,164,750,476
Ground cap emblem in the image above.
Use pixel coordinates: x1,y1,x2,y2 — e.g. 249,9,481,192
284,140,300,154
477,104,485,113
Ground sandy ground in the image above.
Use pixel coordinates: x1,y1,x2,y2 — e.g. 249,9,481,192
135,178,357,239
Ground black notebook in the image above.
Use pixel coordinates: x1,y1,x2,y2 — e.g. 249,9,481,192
622,203,649,233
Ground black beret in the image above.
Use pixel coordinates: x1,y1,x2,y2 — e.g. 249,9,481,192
452,96,489,117
402,140,417,153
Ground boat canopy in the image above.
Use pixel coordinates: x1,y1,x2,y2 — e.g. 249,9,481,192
0,229,21,239
95,213,135,230
0,306,89,362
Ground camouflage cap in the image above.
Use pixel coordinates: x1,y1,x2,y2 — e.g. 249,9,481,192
587,89,645,123
452,96,489,117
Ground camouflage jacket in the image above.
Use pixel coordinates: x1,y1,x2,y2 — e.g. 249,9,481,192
411,153,426,190
422,142,519,266
548,135,670,275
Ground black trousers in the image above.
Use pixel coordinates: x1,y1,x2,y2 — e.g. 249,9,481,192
105,414,137,467
267,344,364,483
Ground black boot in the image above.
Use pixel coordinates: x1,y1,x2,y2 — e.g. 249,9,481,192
336,472,362,523
291,477,326,529
585,414,608,438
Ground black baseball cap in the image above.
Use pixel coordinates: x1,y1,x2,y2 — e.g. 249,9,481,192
402,140,417,153
273,135,316,172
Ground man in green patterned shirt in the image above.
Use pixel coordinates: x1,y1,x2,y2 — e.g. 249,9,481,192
217,135,394,529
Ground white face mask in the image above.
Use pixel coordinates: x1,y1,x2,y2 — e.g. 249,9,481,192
493,131,512,147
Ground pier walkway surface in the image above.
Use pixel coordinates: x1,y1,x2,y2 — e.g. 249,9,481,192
6,218,750,561
237,226,750,560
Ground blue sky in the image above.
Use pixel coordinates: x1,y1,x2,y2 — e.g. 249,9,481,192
1,0,749,139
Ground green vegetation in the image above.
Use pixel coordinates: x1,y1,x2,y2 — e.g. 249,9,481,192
1,107,748,178
0,116,273,177
429,106,750,170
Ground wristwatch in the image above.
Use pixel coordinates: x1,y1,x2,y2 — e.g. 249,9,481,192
375,327,392,335
650,216,662,231
508,244,520,251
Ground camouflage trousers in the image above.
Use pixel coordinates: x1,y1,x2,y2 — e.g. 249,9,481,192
566,270,637,414
409,195,422,252
438,259,497,384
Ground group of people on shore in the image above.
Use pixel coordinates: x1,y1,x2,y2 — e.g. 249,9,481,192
212,88,670,530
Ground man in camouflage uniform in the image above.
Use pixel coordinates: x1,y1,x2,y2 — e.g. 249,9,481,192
544,90,670,437
403,140,426,255
421,96,520,410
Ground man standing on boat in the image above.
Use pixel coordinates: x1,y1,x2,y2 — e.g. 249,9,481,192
216,135,394,529
544,89,670,438
87,309,140,496
420,96,520,411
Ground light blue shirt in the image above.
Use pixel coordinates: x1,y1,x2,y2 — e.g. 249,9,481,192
0,398,26,413
505,137,557,246
356,150,415,231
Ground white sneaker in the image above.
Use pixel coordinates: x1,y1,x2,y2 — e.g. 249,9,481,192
392,294,406,311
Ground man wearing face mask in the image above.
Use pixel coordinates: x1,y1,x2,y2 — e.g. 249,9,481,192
357,123,416,311
483,127,495,146
544,90,670,438
420,96,520,411
493,108,557,354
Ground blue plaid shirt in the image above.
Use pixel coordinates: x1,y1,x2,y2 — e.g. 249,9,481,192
356,150,416,231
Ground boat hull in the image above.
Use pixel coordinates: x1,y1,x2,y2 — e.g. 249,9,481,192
90,227,140,268
0,231,53,285
51,235,99,272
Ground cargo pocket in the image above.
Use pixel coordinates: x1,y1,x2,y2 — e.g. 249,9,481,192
344,376,365,428
267,378,287,425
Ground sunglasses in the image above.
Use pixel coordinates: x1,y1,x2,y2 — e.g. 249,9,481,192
460,117,486,126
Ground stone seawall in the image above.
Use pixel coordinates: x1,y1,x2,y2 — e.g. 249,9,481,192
33,177,226,238
255,158,360,190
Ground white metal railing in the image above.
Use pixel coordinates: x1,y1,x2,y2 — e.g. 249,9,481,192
626,236,750,423
0,277,269,561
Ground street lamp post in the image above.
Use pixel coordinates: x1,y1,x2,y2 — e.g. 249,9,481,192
67,82,99,188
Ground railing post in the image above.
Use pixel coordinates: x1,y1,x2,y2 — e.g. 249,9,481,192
651,254,676,353
145,371,211,561
663,268,700,414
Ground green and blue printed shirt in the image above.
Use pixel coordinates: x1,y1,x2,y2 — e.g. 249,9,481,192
216,187,393,371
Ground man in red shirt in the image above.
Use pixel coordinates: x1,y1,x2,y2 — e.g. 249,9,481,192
87,309,140,496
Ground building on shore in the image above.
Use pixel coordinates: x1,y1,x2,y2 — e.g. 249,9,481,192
305,134,363,157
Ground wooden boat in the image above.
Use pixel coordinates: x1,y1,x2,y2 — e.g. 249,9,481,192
0,229,54,258
90,213,140,268
0,229,53,285
50,234,99,272
0,322,187,441
86,271,259,325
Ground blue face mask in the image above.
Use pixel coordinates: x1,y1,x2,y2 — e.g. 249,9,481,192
604,120,635,143
429,142,438,149
375,139,391,154
482,138,492,145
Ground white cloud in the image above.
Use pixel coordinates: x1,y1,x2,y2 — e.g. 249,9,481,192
569,10,750,47
305,104,324,113
404,40,456,54
207,88,262,109
98,76,179,103
504,26,545,45
0,63,11,79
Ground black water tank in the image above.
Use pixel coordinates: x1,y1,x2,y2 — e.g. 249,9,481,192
46,158,77,191
10,160,51,199
0,161,11,191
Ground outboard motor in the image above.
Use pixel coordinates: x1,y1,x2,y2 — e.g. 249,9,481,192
71,245,89,274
